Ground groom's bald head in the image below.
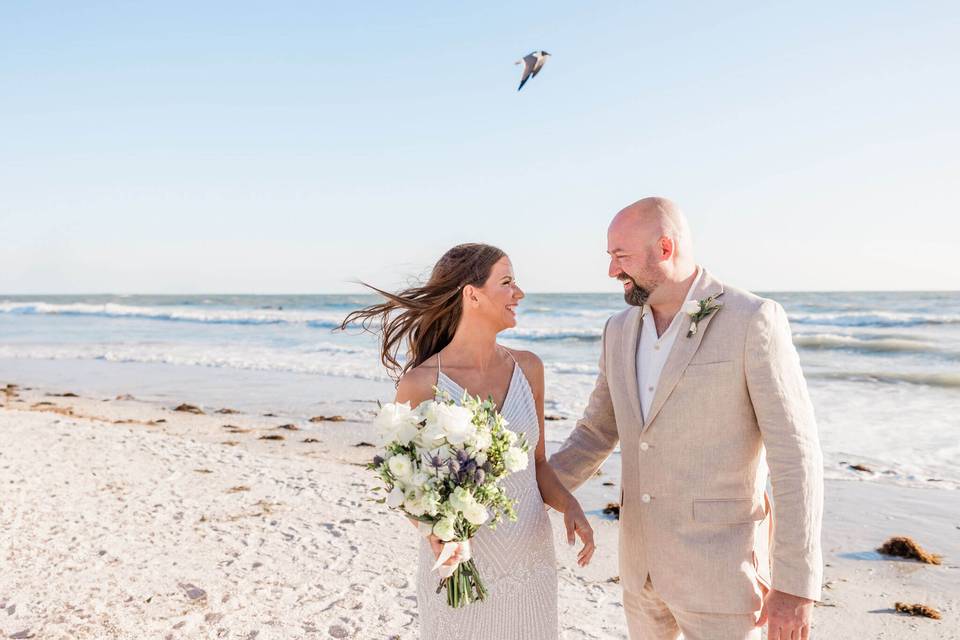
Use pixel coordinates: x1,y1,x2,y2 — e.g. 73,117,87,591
609,197,693,259
607,197,696,305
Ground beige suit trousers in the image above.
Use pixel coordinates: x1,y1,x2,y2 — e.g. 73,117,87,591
624,576,762,640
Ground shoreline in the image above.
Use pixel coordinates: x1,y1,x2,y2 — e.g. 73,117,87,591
1,379,957,639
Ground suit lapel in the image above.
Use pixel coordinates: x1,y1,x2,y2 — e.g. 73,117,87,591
621,305,645,426
642,269,725,431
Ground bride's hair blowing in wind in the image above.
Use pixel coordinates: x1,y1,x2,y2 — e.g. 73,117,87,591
339,243,506,381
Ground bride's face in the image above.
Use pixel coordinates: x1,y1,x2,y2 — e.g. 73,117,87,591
468,256,524,330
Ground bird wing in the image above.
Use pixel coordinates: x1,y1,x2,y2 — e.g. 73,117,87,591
531,54,548,78
517,53,537,91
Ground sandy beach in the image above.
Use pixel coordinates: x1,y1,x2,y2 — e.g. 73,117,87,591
1,381,957,640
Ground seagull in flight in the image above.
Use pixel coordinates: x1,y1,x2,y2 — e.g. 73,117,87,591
515,50,551,91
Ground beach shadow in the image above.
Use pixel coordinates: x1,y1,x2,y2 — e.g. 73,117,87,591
839,550,935,566
868,607,898,615
838,550,886,561
586,508,618,520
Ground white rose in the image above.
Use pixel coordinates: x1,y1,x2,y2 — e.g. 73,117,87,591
387,454,414,481
448,486,476,513
503,447,528,473
419,418,447,448
386,486,405,508
374,402,420,445
503,429,518,445
433,516,457,542
682,300,701,316
433,403,476,446
471,427,492,450
462,501,488,525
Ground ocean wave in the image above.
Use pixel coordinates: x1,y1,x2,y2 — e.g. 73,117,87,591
0,344,390,382
789,310,960,328
0,301,349,329
546,362,601,375
519,307,616,319
503,327,602,342
808,370,960,389
792,333,950,356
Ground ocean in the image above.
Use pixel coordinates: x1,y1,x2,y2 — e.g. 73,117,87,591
1,291,958,488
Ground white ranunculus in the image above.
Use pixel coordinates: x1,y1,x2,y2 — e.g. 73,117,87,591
387,454,414,481
386,486,405,508
503,447,528,473
463,501,489,525
682,300,701,316
433,516,457,542
432,403,476,446
374,402,420,445
473,451,488,466
503,429,518,445
448,486,476,512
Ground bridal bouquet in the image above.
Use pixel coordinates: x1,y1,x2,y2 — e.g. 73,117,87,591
368,391,529,608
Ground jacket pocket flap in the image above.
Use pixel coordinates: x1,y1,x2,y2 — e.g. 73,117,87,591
693,497,765,524
683,361,735,377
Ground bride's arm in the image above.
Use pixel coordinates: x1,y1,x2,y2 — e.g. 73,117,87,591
521,352,596,567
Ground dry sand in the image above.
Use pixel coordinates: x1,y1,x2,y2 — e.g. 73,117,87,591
1,384,956,639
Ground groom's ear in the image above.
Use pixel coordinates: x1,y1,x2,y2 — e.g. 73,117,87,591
657,236,675,260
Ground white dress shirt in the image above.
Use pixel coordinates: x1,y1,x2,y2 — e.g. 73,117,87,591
636,267,702,419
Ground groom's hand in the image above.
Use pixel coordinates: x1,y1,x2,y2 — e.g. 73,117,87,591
756,588,814,639
562,497,596,567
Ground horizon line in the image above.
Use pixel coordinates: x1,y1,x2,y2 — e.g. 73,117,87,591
2,289,959,296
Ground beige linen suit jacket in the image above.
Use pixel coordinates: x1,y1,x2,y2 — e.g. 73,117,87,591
550,268,823,614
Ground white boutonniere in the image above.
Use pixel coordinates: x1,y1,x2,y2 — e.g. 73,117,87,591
682,296,723,338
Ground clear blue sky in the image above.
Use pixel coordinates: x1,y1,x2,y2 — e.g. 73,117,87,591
2,1,957,294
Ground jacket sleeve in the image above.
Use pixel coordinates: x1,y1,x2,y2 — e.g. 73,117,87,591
745,299,824,601
548,317,619,492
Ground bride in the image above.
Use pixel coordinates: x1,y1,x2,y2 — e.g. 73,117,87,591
341,243,595,639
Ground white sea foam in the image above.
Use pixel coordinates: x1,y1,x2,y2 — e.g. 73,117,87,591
0,343,390,382
504,327,602,341
0,301,349,328
789,310,960,327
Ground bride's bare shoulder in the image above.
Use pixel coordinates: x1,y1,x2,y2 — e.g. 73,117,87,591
504,348,544,386
395,357,439,406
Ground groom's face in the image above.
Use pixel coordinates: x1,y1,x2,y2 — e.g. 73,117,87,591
608,231,665,307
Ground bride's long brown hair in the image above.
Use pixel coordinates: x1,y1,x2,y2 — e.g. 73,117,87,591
339,243,507,381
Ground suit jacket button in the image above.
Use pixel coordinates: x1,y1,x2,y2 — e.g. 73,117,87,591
641,493,651,503
640,442,650,451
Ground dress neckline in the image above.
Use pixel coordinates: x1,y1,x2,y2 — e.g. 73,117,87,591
437,352,521,416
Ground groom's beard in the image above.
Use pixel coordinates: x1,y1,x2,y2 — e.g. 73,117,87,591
621,276,651,307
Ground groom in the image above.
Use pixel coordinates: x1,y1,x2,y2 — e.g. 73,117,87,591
551,197,823,639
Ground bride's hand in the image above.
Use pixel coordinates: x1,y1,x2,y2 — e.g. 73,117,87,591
427,534,462,567
563,497,596,567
